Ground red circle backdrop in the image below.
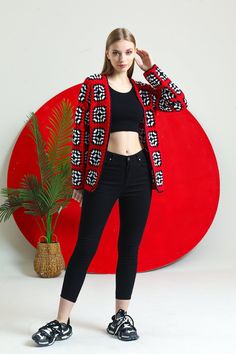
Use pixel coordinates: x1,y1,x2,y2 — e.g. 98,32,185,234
8,83,220,273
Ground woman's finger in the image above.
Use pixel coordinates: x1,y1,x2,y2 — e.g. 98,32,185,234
137,49,149,58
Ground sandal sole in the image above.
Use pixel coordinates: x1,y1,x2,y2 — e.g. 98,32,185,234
32,332,72,346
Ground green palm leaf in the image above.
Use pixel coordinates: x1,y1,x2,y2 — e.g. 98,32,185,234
0,98,75,242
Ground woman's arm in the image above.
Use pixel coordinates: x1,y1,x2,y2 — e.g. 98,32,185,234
143,63,188,112
71,77,91,190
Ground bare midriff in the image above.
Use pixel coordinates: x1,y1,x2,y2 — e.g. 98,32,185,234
107,131,144,156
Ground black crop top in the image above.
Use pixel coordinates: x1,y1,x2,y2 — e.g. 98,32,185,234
109,82,144,133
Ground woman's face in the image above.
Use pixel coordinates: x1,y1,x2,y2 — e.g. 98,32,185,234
106,40,136,73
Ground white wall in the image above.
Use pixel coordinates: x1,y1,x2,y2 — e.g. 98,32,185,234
0,0,235,272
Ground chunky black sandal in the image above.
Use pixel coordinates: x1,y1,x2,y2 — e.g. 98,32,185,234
32,318,72,346
106,309,139,341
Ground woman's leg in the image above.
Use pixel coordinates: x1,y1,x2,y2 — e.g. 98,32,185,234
57,157,121,322
106,151,152,341
115,299,130,313
57,192,118,321
115,150,153,311
56,297,75,323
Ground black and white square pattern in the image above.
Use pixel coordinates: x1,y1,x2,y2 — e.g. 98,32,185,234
152,151,162,167
170,101,183,111
71,149,82,166
75,106,84,124
93,106,107,123
161,87,175,100
145,110,155,127
145,73,162,88
72,128,81,145
155,171,164,186
88,149,102,166
92,128,105,145
78,83,87,102
151,93,157,111
155,67,168,81
148,131,159,147
183,97,188,107
72,169,83,187
139,89,150,106
168,81,182,94
93,84,106,101
86,170,98,186
88,73,102,80
158,99,172,112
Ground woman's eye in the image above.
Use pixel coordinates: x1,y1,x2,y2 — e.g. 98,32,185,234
112,51,133,55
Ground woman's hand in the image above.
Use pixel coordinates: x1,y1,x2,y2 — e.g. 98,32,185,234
72,189,84,207
135,48,154,72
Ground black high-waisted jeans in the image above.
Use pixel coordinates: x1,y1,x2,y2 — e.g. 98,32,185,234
60,148,153,302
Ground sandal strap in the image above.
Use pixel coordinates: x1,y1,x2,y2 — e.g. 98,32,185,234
38,327,56,339
117,322,137,335
38,320,62,338
113,314,135,335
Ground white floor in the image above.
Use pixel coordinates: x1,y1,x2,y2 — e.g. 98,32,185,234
0,223,236,354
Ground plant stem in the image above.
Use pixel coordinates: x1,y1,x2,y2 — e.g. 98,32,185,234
51,206,62,237
46,213,52,243
34,215,44,237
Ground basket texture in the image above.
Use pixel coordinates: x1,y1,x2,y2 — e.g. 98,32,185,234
34,235,65,278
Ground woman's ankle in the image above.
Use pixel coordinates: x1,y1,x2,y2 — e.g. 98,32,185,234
56,317,69,324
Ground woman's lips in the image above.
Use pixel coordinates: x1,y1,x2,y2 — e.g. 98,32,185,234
118,64,126,67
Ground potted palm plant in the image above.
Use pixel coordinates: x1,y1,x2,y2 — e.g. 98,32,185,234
0,98,74,278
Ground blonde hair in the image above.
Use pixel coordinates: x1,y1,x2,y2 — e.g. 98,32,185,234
100,27,136,78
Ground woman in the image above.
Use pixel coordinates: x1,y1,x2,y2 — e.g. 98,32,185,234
32,27,188,346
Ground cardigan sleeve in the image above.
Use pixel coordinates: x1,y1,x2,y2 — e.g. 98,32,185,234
143,63,188,112
71,77,91,190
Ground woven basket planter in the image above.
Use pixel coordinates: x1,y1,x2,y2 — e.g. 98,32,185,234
34,235,65,278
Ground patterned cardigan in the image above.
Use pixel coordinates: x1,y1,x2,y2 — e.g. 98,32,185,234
72,63,188,193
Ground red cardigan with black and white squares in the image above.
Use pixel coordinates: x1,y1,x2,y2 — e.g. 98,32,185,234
71,63,188,193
